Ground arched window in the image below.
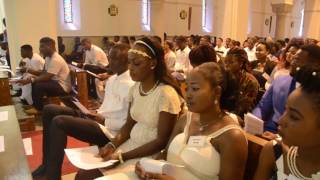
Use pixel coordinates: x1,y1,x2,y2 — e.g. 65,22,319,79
299,9,304,37
142,0,151,31
63,0,73,23
202,0,211,32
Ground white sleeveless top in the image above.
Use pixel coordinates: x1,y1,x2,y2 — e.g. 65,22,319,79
167,112,244,180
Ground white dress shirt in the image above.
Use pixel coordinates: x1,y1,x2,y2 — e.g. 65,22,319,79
173,46,191,80
97,70,135,136
214,45,227,57
244,47,257,62
20,53,45,104
84,44,108,66
165,50,176,71
44,52,71,92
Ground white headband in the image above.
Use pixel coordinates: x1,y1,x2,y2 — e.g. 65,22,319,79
128,49,152,59
134,40,156,56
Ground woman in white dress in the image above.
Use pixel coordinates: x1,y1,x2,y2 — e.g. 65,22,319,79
254,45,320,180
134,62,248,180
75,37,183,179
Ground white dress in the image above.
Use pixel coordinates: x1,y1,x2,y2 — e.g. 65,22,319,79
100,112,243,180
100,82,182,176
166,112,244,180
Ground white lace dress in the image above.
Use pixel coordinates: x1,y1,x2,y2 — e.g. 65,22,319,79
100,82,182,176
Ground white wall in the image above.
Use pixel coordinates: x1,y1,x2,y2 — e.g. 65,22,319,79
58,0,152,36
248,0,304,38
58,0,206,38
4,0,58,69
303,0,320,39
0,0,5,33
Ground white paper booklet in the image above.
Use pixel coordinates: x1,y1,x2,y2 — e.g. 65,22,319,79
71,61,81,67
23,138,33,155
65,146,118,170
244,113,264,135
140,158,185,178
87,70,99,78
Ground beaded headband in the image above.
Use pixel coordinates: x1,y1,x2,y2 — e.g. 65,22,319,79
128,49,152,59
134,40,156,56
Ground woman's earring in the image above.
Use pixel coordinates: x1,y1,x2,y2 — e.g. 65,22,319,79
214,99,218,105
151,66,155,70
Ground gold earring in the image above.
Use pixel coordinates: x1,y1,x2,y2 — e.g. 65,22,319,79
214,99,218,105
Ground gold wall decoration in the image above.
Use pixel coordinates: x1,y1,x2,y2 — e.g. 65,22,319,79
108,4,119,16
180,10,188,20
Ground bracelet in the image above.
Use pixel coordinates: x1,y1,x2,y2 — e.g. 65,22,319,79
107,142,116,150
118,152,124,164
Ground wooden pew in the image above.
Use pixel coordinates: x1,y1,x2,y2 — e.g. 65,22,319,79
0,105,32,179
68,64,89,107
0,73,12,106
244,133,268,180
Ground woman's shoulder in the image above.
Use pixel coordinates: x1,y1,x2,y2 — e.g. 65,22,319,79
214,116,246,143
158,83,179,96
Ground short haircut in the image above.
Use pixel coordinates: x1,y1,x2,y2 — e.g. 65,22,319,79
189,44,217,66
20,44,33,52
81,38,91,44
165,40,174,50
218,37,223,42
202,35,211,42
257,41,271,52
111,43,130,61
40,37,55,47
175,36,187,42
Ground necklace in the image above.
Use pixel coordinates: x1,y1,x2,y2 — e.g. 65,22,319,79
139,81,159,96
198,112,224,132
287,146,313,180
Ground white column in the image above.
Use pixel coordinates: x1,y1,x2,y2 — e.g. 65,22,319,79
271,3,293,39
213,0,249,43
4,0,58,71
303,0,320,39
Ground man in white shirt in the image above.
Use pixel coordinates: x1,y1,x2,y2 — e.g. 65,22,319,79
244,38,257,62
19,44,45,105
17,37,71,114
214,37,227,57
81,38,109,99
172,36,191,81
31,43,134,179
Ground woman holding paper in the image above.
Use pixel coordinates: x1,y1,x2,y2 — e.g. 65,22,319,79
75,37,184,179
130,62,247,180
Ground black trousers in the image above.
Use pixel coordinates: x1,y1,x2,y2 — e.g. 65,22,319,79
32,80,67,110
41,104,109,180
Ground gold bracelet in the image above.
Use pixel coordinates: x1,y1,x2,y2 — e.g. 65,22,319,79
118,152,124,164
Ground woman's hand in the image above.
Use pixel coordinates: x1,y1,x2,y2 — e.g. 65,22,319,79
98,144,115,160
135,162,175,180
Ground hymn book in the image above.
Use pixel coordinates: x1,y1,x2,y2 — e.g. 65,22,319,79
244,113,264,135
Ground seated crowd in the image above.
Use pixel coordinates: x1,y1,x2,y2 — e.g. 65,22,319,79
13,34,320,180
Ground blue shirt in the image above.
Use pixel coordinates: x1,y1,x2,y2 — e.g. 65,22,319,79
252,75,296,132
